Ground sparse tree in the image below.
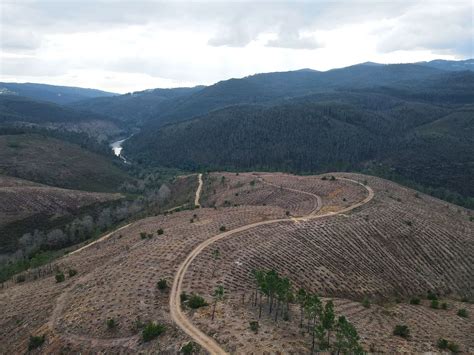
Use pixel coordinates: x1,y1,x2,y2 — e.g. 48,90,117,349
211,285,225,321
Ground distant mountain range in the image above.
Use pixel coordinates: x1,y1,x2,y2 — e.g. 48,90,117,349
1,59,473,207
0,82,116,105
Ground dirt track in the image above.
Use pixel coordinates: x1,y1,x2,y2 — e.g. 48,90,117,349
169,176,374,354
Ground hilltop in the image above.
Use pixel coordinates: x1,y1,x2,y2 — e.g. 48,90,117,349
1,172,472,353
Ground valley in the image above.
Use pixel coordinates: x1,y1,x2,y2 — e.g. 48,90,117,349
0,59,473,354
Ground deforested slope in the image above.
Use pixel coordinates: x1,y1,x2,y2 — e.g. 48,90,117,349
0,134,132,192
0,172,472,353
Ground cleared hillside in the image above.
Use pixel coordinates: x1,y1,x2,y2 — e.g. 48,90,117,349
0,134,132,192
1,172,471,353
0,175,123,253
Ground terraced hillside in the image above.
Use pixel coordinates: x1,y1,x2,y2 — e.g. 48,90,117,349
0,175,123,253
0,172,472,354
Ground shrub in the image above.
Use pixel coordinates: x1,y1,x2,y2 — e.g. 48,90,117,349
249,320,259,333
427,290,438,300
457,308,468,318
140,232,147,239
157,228,164,235
362,297,371,308
219,226,226,232
157,278,168,291
430,299,439,309
16,274,26,283
106,318,117,329
28,335,45,350
404,220,412,226
180,291,189,303
142,322,166,342
441,302,448,310
330,176,336,181
393,325,409,338
55,272,65,283
68,269,77,277
187,294,208,309
321,176,328,180
180,342,195,354
447,342,460,353
409,297,420,305
437,338,448,349
286,211,290,216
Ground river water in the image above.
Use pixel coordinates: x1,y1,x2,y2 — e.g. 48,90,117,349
110,138,127,157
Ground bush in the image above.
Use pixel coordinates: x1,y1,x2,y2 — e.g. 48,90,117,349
187,294,208,309
157,278,168,291
321,176,328,180
16,274,26,283
180,342,195,354
457,308,468,318
441,302,448,310
140,232,147,239
437,338,448,349
219,226,226,232
427,290,438,300
330,176,336,181
157,228,164,235
142,322,166,342
409,297,420,305
68,269,77,277
362,297,370,308
180,291,189,303
106,318,117,329
249,320,259,333
430,299,439,309
28,335,45,350
447,342,460,353
55,272,65,283
393,325,410,338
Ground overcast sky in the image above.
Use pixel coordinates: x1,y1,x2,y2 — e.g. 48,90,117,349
1,0,472,93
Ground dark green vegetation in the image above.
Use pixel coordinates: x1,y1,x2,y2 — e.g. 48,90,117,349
121,63,473,208
142,322,166,342
0,82,115,105
0,95,122,138
28,334,45,350
393,325,410,338
69,86,204,125
252,269,363,354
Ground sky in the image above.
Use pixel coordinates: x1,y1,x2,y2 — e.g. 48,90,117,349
0,0,473,93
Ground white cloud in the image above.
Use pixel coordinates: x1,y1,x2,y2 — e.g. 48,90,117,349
0,0,471,93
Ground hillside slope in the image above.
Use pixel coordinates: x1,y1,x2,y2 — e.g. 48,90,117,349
0,134,132,192
0,172,471,353
0,175,123,253
124,90,474,200
0,82,115,105
0,95,124,142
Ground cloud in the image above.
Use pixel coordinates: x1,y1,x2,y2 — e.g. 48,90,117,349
0,0,472,92
376,2,473,56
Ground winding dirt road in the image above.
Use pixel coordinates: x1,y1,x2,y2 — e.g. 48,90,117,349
169,176,374,355
194,173,203,207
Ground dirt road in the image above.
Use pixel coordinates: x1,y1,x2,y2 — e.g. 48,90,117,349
194,173,203,207
169,176,374,354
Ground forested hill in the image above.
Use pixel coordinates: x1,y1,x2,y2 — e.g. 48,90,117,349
0,82,115,105
69,62,463,127
124,69,474,207
0,95,125,142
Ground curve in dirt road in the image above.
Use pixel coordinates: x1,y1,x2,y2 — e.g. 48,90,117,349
170,177,374,355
